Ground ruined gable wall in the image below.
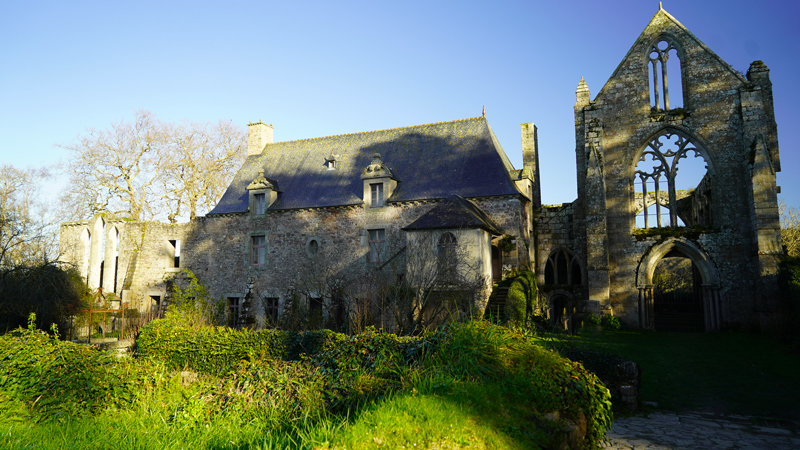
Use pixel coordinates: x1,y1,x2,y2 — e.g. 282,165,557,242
577,11,776,327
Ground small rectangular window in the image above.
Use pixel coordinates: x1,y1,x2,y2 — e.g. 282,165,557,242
264,297,279,324
168,239,180,267
228,297,240,327
370,183,384,207
368,229,386,262
251,235,266,265
254,193,266,215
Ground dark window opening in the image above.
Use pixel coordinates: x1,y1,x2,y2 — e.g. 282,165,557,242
228,297,240,328
308,239,319,255
544,248,582,286
264,297,279,324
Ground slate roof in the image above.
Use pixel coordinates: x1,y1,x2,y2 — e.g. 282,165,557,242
401,195,504,235
208,117,522,214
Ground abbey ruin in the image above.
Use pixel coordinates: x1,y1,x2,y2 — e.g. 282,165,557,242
60,6,782,332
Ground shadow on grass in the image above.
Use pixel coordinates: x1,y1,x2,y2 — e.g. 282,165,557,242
559,327,800,419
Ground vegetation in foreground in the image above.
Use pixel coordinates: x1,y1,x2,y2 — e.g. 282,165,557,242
0,315,611,450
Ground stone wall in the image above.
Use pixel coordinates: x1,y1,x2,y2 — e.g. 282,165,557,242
60,195,531,330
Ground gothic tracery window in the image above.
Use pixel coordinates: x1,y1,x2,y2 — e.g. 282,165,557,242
649,39,683,111
544,248,582,286
635,131,709,229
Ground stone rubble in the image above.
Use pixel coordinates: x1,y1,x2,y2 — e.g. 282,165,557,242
603,412,799,450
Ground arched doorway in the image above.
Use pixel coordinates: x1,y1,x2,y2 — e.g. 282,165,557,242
636,238,721,331
651,249,704,332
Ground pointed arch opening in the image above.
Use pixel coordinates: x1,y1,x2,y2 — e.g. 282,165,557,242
648,38,684,111
634,130,711,229
544,248,582,286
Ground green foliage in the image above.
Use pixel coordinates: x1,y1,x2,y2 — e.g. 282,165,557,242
167,270,226,327
0,263,90,334
601,315,622,330
504,270,541,325
554,342,628,395
431,321,613,448
0,314,149,422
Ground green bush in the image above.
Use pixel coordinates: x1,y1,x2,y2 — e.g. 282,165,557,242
601,315,622,330
504,270,541,325
0,315,148,421
431,320,613,448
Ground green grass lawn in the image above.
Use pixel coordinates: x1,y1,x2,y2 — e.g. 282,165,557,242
557,327,800,419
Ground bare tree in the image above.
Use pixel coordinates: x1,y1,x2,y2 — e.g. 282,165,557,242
380,229,489,335
0,165,58,268
60,111,246,222
780,200,800,257
160,120,246,222
60,110,164,221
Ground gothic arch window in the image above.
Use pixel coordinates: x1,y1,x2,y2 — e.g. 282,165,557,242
544,248,582,286
634,130,710,229
648,38,683,111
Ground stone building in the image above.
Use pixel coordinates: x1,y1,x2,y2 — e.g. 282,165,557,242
60,116,536,331
59,6,781,332
535,5,781,331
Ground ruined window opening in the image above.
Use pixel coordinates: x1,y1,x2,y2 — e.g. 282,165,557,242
370,183,384,207
251,235,266,265
544,248,582,286
81,229,91,282
437,232,457,278
254,193,266,215
368,229,385,262
635,131,708,229
99,222,106,290
168,239,180,268
648,39,683,111
264,297,279,324
112,228,119,294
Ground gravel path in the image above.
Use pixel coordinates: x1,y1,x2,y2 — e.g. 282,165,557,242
603,411,799,450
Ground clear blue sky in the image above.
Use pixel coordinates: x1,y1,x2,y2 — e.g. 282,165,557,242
1,0,797,208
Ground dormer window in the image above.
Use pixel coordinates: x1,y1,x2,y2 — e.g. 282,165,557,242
326,159,337,170
254,193,266,215
361,153,398,208
371,183,384,207
247,168,279,215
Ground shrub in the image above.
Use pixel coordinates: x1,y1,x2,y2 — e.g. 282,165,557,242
504,270,541,325
431,320,613,448
0,315,148,422
601,315,622,330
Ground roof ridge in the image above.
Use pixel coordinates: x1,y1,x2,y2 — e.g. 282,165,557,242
266,116,486,146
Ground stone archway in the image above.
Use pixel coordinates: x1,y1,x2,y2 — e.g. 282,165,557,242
636,238,722,331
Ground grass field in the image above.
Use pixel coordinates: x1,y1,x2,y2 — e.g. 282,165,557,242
557,326,800,420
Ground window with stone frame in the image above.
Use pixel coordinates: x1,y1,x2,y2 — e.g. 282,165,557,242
648,38,683,111
251,235,266,265
634,130,708,229
368,229,386,262
254,193,266,215
228,297,240,327
544,248,582,286
263,297,279,324
370,183,384,207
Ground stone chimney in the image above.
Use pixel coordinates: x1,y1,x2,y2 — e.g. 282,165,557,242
247,121,274,156
521,123,541,208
